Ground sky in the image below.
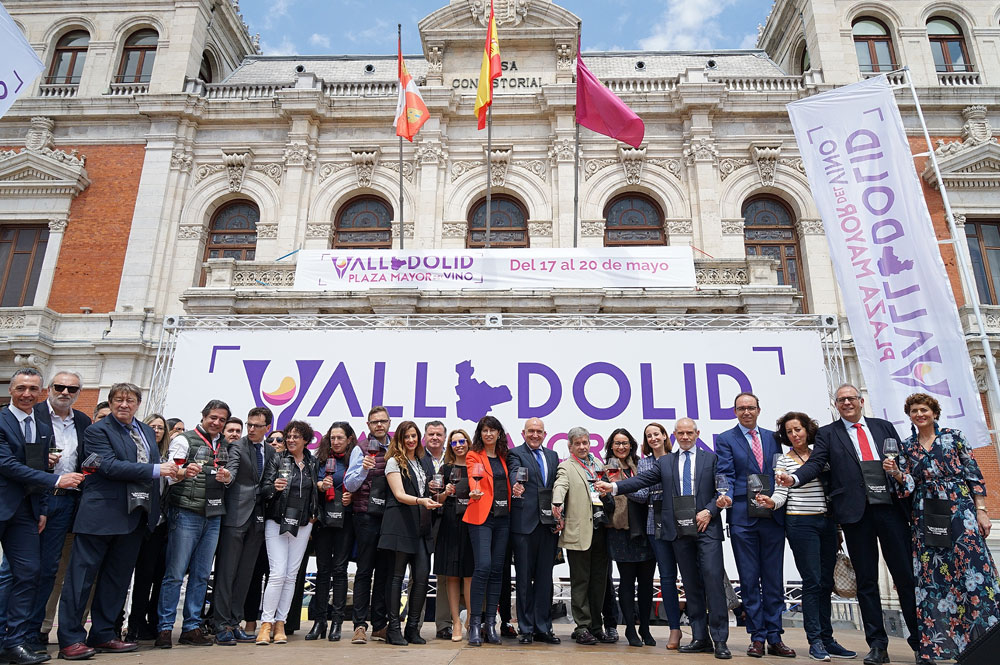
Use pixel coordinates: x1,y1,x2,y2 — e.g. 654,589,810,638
238,0,776,57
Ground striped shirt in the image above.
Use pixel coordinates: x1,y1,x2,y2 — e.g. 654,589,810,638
770,452,827,515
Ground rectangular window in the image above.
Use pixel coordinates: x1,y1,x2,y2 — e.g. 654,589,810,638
0,226,49,307
966,222,1000,305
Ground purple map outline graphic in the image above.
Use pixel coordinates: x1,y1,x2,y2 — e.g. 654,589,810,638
455,360,512,421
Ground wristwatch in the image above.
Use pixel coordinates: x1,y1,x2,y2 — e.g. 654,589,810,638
977,507,989,513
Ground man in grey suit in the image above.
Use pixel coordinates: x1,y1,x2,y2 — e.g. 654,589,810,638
599,418,731,660
212,407,276,645
507,417,561,645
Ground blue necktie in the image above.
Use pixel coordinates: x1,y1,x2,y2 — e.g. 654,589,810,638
23,415,33,443
256,443,265,480
682,451,692,496
532,448,545,485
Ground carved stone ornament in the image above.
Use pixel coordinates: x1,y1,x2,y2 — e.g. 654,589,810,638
696,265,749,285
666,219,693,235
719,158,751,181
283,142,316,170
14,353,47,369
513,159,546,182
752,146,781,187
318,162,351,183
548,138,575,163
618,145,646,185
255,223,278,240
195,150,255,192
177,225,205,240
352,148,380,188
415,142,445,164
683,137,718,165
488,147,511,187
647,158,682,180
556,43,574,70
796,218,825,236
450,160,480,182
935,105,997,157
528,220,552,237
581,220,605,237
47,217,68,232
721,219,744,235
391,221,415,239
442,221,467,238
468,0,528,27
952,213,967,228
971,354,991,393
0,314,26,329
25,117,54,151
170,151,193,172
426,45,443,73
0,117,89,198
384,160,415,183
584,157,618,181
252,163,283,185
306,223,332,240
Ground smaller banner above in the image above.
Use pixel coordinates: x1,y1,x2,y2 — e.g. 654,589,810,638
293,247,696,291
0,3,44,120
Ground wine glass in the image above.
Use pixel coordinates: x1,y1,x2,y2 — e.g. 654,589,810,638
449,467,462,485
193,446,213,475
279,458,294,480
882,438,899,460
514,467,528,498
215,447,229,466
172,451,187,467
432,473,445,493
748,474,764,504
49,446,63,469
772,452,785,482
606,457,621,481
325,457,336,476
81,453,102,476
470,462,485,493
715,474,730,498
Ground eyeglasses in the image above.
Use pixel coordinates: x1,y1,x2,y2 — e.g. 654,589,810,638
450,438,468,446
368,418,389,426
266,436,284,443
52,384,80,394
735,406,759,413
110,396,138,406
612,440,631,447
247,422,269,429
835,396,861,404
150,424,165,432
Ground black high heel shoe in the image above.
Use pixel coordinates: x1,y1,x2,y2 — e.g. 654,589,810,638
304,619,326,641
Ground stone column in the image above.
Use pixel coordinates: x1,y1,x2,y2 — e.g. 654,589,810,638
684,133,723,257
796,218,839,314
33,217,68,308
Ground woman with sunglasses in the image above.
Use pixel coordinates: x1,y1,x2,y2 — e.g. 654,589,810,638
434,429,475,642
257,421,317,645
378,421,441,645
307,422,356,643
463,415,511,646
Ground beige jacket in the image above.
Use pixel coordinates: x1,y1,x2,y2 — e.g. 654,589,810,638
552,457,596,551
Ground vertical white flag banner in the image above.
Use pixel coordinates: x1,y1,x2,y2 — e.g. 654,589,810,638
787,75,989,446
0,2,44,119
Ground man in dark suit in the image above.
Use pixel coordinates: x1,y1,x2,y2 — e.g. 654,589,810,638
0,371,91,652
0,368,84,665
507,417,561,645
212,406,275,645
600,418,731,659
56,382,177,661
715,392,793,658
781,384,918,665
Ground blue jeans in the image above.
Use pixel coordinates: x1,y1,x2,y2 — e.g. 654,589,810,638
468,514,510,622
157,507,221,632
785,514,837,645
648,534,681,629
0,494,76,639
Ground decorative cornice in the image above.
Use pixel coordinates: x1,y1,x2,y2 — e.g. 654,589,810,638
796,218,825,235
528,220,552,237
255,223,278,240
282,142,317,170
383,160,415,183
683,137,718,165
318,162,351,183
170,151,193,172
442,221,466,238
0,116,89,198
351,147,380,188
581,220,605,237
305,223,332,240
47,217,68,232
177,225,205,240
666,219,693,235
391,221,415,239
548,138,574,163
721,219,745,235
618,145,645,185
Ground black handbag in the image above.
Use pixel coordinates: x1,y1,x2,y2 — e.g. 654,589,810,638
923,498,954,548
859,461,892,505
627,499,647,539
673,494,698,537
367,475,388,515
323,495,345,528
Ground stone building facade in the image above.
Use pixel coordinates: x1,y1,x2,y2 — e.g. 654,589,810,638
0,0,998,505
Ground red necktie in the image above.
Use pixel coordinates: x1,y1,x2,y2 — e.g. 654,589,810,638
750,429,764,472
854,423,875,461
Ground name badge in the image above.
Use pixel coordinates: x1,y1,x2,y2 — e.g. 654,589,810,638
590,490,602,506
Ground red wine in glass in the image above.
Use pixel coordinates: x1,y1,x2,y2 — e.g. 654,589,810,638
367,440,380,458
81,453,101,476
173,456,187,467
606,458,621,481
471,463,485,492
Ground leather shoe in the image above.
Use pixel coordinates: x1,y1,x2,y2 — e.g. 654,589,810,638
154,631,172,649
533,631,561,644
680,639,715,654
574,629,598,645
91,640,137,654
26,642,48,656
518,634,533,644
483,622,501,644
715,641,733,660
56,643,94,661
6,645,50,664
748,641,766,658
500,622,517,638
863,647,890,665
178,628,213,646
232,628,255,644
435,627,452,640
768,641,796,658
602,627,619,643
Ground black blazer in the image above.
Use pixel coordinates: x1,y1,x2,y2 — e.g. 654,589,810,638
262,450,318,524
507,443,559,535
0,406,55,521
794,416,910,524
616,448,724,541
72,416,161,535
33,402,92,472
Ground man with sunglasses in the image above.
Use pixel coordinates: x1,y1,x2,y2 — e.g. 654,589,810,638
0,371,91,654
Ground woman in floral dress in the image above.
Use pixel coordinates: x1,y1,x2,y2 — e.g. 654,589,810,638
884,392,999,663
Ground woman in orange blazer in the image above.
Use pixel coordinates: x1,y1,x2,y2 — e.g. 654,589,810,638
462,415,511,646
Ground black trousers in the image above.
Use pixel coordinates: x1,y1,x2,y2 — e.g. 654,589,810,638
0,500,41,648
127,521,168,635
841,503,919,651
672,534,729,644
352,513,391,630
311,518,354,623
389,545,430,630
511,525,558,635
212,516,265,628
243,541,268,622
601,558,618,629
616,558,655,632
499,537,513,623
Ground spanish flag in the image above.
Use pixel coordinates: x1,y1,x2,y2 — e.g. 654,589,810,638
474,0,501,130
394,36,429,142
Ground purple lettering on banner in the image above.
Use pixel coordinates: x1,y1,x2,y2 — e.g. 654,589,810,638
640,363,675,420
307,362,362,418
683,363,699,419
243,359,323,430
706,363,752,420
517,362,561,418
370,362,403,418
414,362,447,417
573,362,630,420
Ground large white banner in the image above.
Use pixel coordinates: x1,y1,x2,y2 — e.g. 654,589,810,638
0,3,44,120
293,247,696,291
788,76,988,446
163,328,829,458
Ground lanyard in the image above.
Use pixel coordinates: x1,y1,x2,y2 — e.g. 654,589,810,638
571,454,598,482
193,428,218,454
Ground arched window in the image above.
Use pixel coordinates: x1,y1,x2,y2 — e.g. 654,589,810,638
204,201,258,261
116,29,158,84
334,196,393,249
603,194,665,246
853,18,896,73
467,195,529,247
743,196,807,311
47,31,89,85
799,47,811,74
927,18,971,73
199,51,215,83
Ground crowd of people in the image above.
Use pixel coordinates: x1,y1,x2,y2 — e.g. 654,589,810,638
0,368,998,665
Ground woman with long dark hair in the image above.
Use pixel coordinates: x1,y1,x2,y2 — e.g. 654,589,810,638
378,421,441,645
463,415,511,646
306,422,357,642
434,429,475,642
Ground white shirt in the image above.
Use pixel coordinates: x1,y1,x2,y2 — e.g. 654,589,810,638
49,402,79,475
7,403,34,442
676,447,697,494
842,417,881,462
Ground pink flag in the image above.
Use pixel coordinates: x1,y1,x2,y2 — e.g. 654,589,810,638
576,51,644,148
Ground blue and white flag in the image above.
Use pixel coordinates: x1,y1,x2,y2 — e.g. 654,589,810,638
0,2,44,119
787,75,989,446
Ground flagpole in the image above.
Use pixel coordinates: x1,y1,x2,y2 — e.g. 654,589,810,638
398,24,404,250
485,106,492,248
573,122,579,248
904,67,1000,454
